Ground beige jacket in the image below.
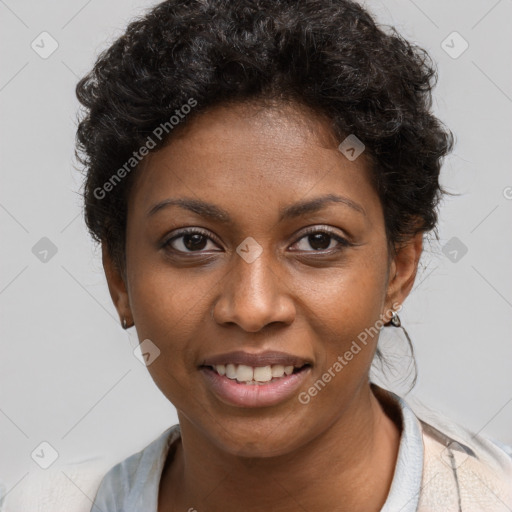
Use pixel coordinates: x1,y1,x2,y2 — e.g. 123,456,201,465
417,419,512,511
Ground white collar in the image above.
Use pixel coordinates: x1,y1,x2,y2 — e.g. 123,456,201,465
92,385,425,512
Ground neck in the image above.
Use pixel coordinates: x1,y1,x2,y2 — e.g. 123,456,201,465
159,383,401,512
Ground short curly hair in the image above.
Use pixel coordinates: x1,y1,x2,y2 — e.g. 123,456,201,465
75,0,454,276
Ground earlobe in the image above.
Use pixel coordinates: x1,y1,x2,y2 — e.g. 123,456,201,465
385,232,424,312
102,244,133,327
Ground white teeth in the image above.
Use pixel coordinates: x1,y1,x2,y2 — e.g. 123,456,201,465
236,364,254,382
226,363,237,379
253,366,272,382
213,363,301,383
271,364,284,377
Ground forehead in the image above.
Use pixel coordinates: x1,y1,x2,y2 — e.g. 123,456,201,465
127,101,381,224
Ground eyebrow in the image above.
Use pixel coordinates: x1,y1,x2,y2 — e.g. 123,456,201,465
146,193,366,222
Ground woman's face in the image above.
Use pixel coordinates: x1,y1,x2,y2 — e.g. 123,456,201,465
105,101,418,457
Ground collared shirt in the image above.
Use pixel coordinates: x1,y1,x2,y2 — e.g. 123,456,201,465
89,385,512,511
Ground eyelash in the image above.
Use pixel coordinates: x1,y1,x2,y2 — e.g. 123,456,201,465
162,226,351,255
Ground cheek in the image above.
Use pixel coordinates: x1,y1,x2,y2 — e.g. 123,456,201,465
298,268,388,418
317,252,388,324
128,257,205,334
127,267,205,386
309,253,389,365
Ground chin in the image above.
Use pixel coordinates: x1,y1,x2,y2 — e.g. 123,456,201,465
202,413,316,459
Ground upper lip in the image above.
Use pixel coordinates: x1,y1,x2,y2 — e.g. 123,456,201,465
201,350,311,368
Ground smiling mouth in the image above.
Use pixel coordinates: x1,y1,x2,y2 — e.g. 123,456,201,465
202,363,310,385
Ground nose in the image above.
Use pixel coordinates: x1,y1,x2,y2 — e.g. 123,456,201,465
211,247,296,332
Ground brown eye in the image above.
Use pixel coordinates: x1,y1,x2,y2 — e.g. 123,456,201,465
163,229,220,253
292,228,351,253
305,233,331,250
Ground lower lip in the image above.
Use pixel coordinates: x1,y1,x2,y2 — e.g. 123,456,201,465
200,366,311,408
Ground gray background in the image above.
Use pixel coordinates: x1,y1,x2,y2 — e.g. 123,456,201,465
1,0,511,507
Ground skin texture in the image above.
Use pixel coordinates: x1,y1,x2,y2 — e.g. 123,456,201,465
103,101,423,511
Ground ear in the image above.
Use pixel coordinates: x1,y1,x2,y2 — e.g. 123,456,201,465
383,231,423,319
102,243,132,327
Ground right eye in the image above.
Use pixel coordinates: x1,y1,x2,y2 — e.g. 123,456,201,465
162,228,222,254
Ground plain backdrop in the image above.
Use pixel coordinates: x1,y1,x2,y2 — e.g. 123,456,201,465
1,0,511,507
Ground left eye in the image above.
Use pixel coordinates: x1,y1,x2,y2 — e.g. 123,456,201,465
163,228,350,254
292,230,350,252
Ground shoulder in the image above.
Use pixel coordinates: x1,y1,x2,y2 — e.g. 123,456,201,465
0,457,111,512
90,425,180,512
414,407,512,511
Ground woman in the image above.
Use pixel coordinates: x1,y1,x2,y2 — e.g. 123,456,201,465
75,0,512,510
